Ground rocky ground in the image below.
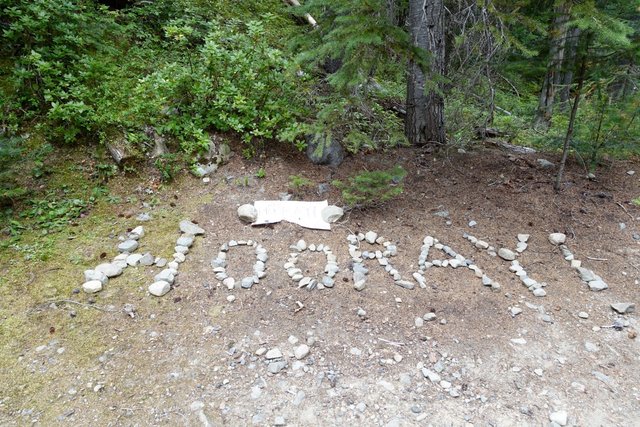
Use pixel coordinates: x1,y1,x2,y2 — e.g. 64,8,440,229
1,143,639,426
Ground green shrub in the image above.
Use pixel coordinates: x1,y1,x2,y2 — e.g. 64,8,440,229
333,166,407,208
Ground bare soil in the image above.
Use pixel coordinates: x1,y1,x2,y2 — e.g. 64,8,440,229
1,143,640,426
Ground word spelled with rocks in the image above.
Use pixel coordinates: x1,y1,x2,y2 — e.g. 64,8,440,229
81,222,612,299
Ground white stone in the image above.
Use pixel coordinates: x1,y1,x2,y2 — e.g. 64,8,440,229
517,234,529,243
237,204,258,223
265,348,283,359
130,226,144,238
223,277,235,289
84,269,108,285
118,239,138,253
549,410,568,426
149,281,171,296
548,233,566,245
365,231,378,244
498,248,516,261
95,263,123,278
533,288,547,297
294,344,310,360
321,205,344,223
82,280,103,293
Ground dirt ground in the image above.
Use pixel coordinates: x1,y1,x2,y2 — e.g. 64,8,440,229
1,142,640,426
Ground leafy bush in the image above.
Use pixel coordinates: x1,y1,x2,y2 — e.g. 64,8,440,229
333,165,407,208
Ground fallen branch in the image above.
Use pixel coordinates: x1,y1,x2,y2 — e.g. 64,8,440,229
284,0,317,27
586,257,608,261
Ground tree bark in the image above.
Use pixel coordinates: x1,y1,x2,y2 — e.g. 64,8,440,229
555,34,589,192
406,0,446,147
535,2,570,129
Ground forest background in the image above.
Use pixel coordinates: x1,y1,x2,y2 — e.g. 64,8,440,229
0,0,639,247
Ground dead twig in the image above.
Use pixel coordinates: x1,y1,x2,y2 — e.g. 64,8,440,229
47,300,117,312
586,257,608,261
377,338,405,347
616,201,634,220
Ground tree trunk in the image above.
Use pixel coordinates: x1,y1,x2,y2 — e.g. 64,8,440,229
557,27,581,108
406,0,446,147
535,2,570,129
555,34,589,192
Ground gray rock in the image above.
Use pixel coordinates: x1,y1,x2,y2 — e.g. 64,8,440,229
84,269,108,285
611,302,635,314
139,253,155,266
265,348,283,359
191,163,217,177
498,248,516,261
306,134,344,167
516,242,528,253
126,253,143,266
149,281,171,297
468,220,477,227
517,234,530,243
510,307,523,316
82,280,103,293
154,269,175,285
548,233,566,245
415,317,424,327
238,204,258,223
175,245,189,255
179,220,204,235
268,361,287,374
118,240,139,253
136,213,151,222
95,263,123,278
321,205,344,223
395,280,415,289
578,311,589,319
274,416,286,426
176,235,194,247
423,312,437,322
588,280,608,291
421,368,441,383
241,276,255,289
537,158,555,169
576,267,596,282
